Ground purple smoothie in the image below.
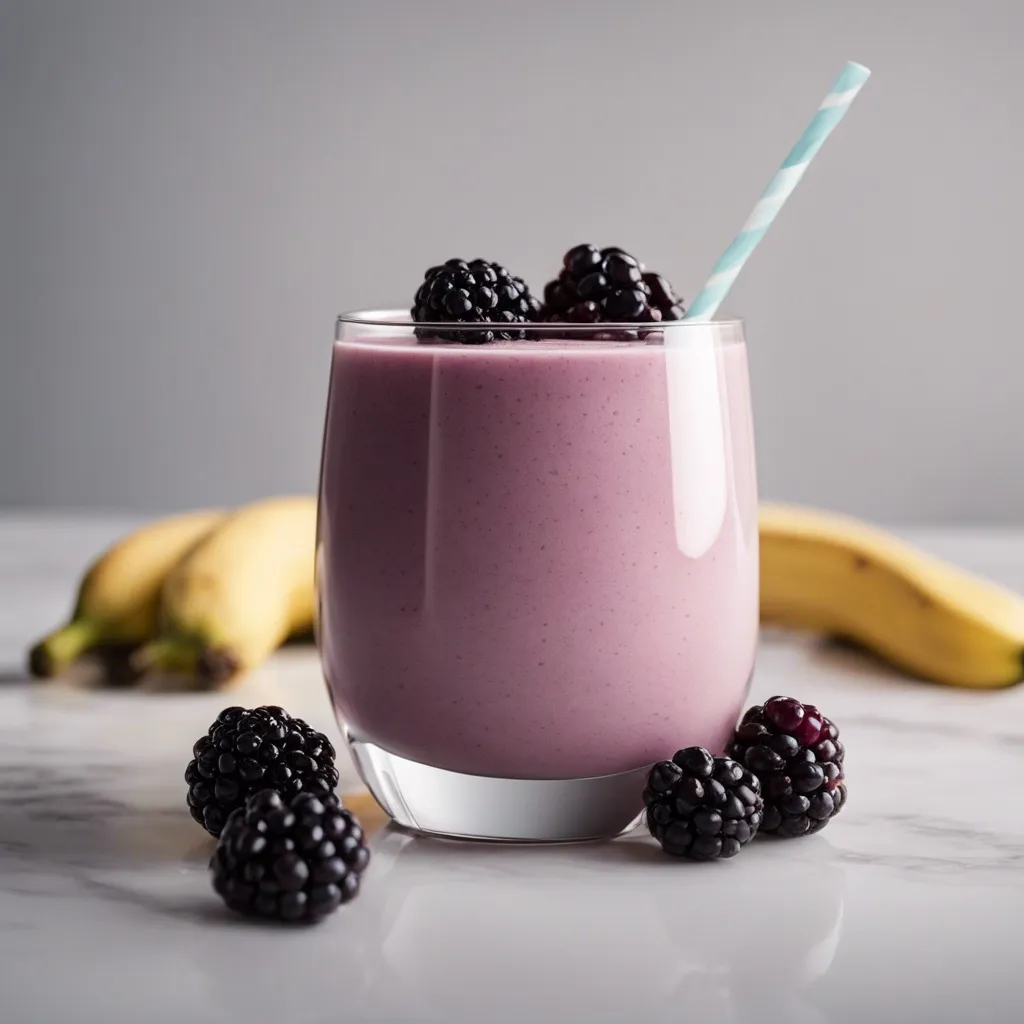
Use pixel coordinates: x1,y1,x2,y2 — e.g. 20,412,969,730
317,332,758,779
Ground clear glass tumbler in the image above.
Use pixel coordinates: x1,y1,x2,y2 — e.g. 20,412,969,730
317,312,758,841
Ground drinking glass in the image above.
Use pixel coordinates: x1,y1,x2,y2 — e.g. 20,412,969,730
317,312,757,841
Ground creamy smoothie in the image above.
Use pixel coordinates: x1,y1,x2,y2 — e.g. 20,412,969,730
318,332,757,780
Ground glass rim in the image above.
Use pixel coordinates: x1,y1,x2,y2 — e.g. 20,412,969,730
336,308,744,333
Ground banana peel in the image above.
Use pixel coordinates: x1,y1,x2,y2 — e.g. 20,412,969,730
760,504,1024,689
135,496,318,687
28,509,226,678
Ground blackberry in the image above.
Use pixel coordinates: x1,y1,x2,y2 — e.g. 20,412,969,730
412,258,541,344
540,244,686,328
211,790,369,923
644,746,763,860
185,706,340,837
726,696,847,838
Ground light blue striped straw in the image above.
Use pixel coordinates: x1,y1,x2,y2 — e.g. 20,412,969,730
684,61,871,321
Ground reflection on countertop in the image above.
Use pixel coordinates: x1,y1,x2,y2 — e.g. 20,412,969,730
351,827,844,1022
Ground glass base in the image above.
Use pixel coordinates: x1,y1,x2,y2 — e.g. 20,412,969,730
344,729,648,842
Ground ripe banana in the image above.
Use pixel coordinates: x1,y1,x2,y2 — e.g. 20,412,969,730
759,504,1024,688
137,495,317,685
28,509,226,678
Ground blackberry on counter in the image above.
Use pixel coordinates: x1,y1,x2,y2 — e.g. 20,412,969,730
726,696,847,838
540,244,686,326
644,746,763,860
412,258,541,344
186,706,340,837
211,790,370,923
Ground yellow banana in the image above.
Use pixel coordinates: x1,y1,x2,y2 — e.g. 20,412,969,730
28,509,226,678
138,495,317,685
759,504,1024,688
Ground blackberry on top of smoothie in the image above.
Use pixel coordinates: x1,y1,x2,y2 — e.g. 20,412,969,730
411,245,685,343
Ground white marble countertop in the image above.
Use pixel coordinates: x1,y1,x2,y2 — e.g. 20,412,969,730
3,514,1024,1023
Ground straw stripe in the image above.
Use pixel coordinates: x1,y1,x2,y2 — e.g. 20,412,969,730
741,164,803,231
820,86,863,109
684,61,870,322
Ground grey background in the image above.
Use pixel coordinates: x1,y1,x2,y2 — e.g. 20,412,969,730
1,0,1021,522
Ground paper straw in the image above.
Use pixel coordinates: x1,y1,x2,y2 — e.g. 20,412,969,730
683,61,871,321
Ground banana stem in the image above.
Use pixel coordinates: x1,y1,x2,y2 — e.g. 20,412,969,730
133,638,200,676
28,619,100,677
133,638,241,687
